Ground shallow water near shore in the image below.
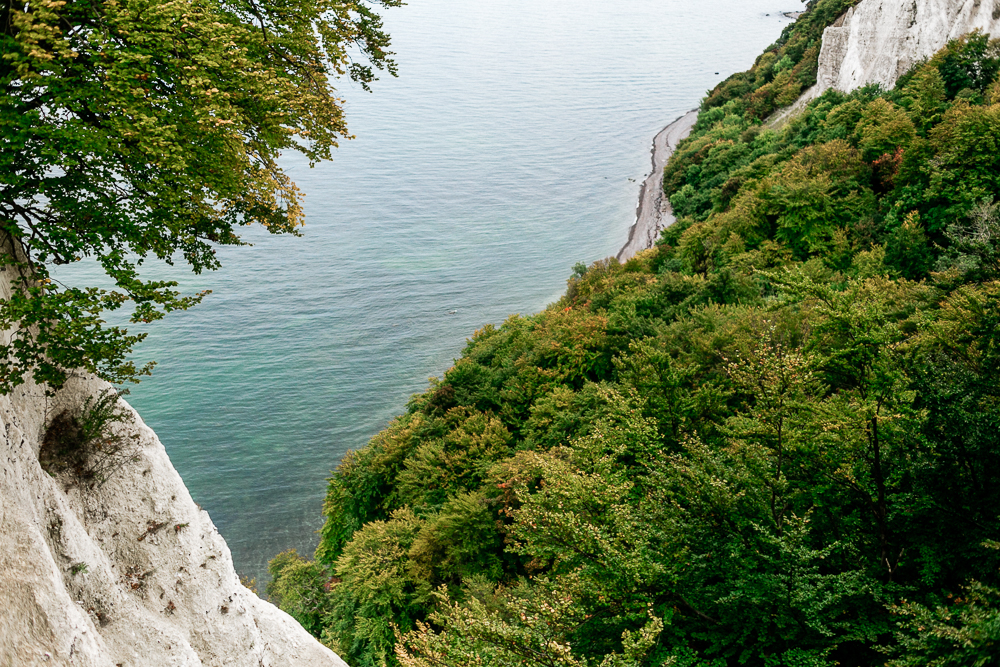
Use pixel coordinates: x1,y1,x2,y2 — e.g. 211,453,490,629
56,0,794,582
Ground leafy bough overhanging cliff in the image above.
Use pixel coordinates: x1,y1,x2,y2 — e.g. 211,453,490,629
268,1,1000,666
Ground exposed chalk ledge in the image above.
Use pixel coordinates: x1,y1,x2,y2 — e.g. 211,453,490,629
1,252,346,666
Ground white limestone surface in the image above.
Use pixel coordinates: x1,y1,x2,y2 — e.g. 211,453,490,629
0,267,345,666
817,0,1000,94
770,0,1000,125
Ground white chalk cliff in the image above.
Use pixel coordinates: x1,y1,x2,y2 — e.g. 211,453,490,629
0,265,345,665
816,0,1000,94
771,0,1000,124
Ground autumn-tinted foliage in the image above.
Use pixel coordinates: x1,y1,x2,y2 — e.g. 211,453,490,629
268,18,1000,667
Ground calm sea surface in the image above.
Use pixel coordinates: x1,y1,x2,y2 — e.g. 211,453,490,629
59,0,795,581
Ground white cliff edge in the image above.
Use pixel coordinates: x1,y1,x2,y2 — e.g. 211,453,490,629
772,0,1000,124
0,264,346,666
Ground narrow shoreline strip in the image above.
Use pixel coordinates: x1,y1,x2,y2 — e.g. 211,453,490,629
617,109,699,262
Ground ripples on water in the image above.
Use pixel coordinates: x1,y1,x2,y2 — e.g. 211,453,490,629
56,0,795,581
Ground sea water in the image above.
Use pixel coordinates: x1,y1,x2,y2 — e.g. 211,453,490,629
57,0,796,581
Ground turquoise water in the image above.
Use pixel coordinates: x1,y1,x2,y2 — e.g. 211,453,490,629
60,0,795,581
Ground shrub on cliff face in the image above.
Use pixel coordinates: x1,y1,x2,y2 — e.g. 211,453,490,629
266,550,335,639
39,388,140,486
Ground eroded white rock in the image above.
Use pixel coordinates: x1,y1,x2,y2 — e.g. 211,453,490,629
817,0,1000,95
0,275,345,666
771,0,1000,124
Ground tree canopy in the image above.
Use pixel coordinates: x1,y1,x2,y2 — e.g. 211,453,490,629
1,0,399,391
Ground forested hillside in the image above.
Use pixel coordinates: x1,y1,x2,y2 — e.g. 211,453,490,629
268,2,1000,664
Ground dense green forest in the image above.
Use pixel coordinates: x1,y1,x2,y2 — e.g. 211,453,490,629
268,2,1000,665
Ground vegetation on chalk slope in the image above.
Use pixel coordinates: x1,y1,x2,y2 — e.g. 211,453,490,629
698,0,861,121
269,9,1000,667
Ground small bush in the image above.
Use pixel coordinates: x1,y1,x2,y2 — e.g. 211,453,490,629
267,550,333,636
240,573,259,595
40,388,141,487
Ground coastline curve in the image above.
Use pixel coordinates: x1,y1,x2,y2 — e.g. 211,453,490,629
617,109,699,262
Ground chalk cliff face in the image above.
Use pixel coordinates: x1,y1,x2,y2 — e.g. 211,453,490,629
0,268,344,665
816,0,1000,94
767,0,1000,126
